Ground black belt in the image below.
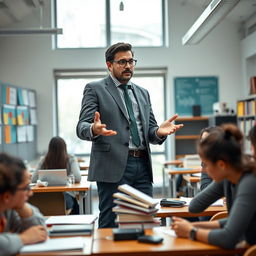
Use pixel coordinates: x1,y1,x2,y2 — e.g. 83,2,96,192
128,149,147,158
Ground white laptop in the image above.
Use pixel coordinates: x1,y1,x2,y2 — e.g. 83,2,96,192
38,169,68,186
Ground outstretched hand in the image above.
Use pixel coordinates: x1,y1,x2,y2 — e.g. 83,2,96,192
92,111,117,136
157,114,183,137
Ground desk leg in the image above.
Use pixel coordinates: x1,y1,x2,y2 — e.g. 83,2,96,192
162,167,166,197
84,188,92,214
79,191,85,214
168,174,176,198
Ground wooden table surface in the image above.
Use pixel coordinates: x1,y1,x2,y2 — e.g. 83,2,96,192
92,227,245,256
31,176,90,193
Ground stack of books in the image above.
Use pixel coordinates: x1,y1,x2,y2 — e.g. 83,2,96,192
112,184,160,229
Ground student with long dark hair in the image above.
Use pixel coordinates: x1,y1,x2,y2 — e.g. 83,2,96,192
32,136,81,214
0,153,47,255
172,124,256,249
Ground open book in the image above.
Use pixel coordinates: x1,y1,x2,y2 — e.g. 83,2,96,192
117,184,158,208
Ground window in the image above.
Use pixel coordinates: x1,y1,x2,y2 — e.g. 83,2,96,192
55,0,166,48
56,69,166,185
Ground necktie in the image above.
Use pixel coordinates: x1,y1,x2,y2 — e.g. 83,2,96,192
120,84,141,147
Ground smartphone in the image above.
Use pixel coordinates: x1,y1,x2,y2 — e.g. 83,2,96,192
138,235,163,244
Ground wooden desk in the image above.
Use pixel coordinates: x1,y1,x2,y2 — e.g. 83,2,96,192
31,176,91,214
157,204,227,218
92,227,245,256
183,174,201,196
79,163,89,170
166,168,201,198
162,160,183,197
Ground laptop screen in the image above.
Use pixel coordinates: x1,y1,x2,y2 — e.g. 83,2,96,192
38,169,68,186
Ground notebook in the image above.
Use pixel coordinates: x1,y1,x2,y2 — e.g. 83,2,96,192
38,169,67,186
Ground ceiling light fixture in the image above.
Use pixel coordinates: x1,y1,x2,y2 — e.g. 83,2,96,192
182,0,240,45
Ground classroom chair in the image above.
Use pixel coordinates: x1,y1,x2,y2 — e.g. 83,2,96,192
244,245,256,256
210,211,228,221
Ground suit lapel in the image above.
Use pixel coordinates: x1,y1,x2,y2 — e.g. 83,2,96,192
105,76,129,121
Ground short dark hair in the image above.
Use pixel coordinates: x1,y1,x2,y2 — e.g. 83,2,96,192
105,42,134,62
0,153,26,194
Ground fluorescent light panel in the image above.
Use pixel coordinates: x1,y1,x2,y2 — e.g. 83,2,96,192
0,28,63,35
182,0,240,45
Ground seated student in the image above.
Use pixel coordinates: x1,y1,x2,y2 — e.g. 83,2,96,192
32,136,81,214
199,126,222,191
0,153,47,256
172,124,256,249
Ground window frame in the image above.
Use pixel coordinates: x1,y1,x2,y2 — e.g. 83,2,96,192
54,68,167,158
53,0,168,49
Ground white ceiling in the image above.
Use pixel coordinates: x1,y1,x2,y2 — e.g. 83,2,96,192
183,0,256,22
0,0,256,28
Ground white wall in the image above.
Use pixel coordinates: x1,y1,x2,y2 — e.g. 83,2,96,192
0,0,243,158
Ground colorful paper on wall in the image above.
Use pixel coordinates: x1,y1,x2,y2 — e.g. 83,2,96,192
17,88,29,106
29,108,37,125
27,125,34,142
2,85,17,105
17,126,27,142
28,90,36,107
3,104,16,125
4,126,17,144
17,106,29,125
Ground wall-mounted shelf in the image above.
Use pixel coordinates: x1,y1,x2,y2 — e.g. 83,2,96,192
174,116,209,158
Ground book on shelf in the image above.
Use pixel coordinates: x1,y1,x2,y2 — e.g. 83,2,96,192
116,213,155,223
117,184,158,208
113,199,158,214
250,76,256,95
49,224,93,237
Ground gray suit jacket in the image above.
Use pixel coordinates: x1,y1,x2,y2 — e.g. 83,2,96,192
76,75,165,183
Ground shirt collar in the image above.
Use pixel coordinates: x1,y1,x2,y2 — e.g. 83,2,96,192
109,74,132,88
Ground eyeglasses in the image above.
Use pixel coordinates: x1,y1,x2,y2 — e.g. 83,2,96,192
112,59,137,67
16,184,31,192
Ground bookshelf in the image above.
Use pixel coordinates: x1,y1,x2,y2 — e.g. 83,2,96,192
237,95,256,154
174,116,209,158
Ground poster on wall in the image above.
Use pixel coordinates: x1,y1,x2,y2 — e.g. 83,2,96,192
17,106,29,125
4,125,17,144
174,77,219,116
2,85,17,105
3,104,16,125
17,88,29,106
17,126,27,142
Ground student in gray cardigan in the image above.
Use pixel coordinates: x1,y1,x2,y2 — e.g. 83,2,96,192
172,124,256,249
0,153,47,256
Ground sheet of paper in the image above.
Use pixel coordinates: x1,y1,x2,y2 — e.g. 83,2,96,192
163,229,177,237
180,197,224,206
20,237,85,253
45,214,97,225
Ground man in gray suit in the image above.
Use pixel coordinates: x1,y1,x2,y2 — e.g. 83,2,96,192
77,42,183,228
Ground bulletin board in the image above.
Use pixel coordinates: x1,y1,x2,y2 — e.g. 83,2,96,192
174,76,219,116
